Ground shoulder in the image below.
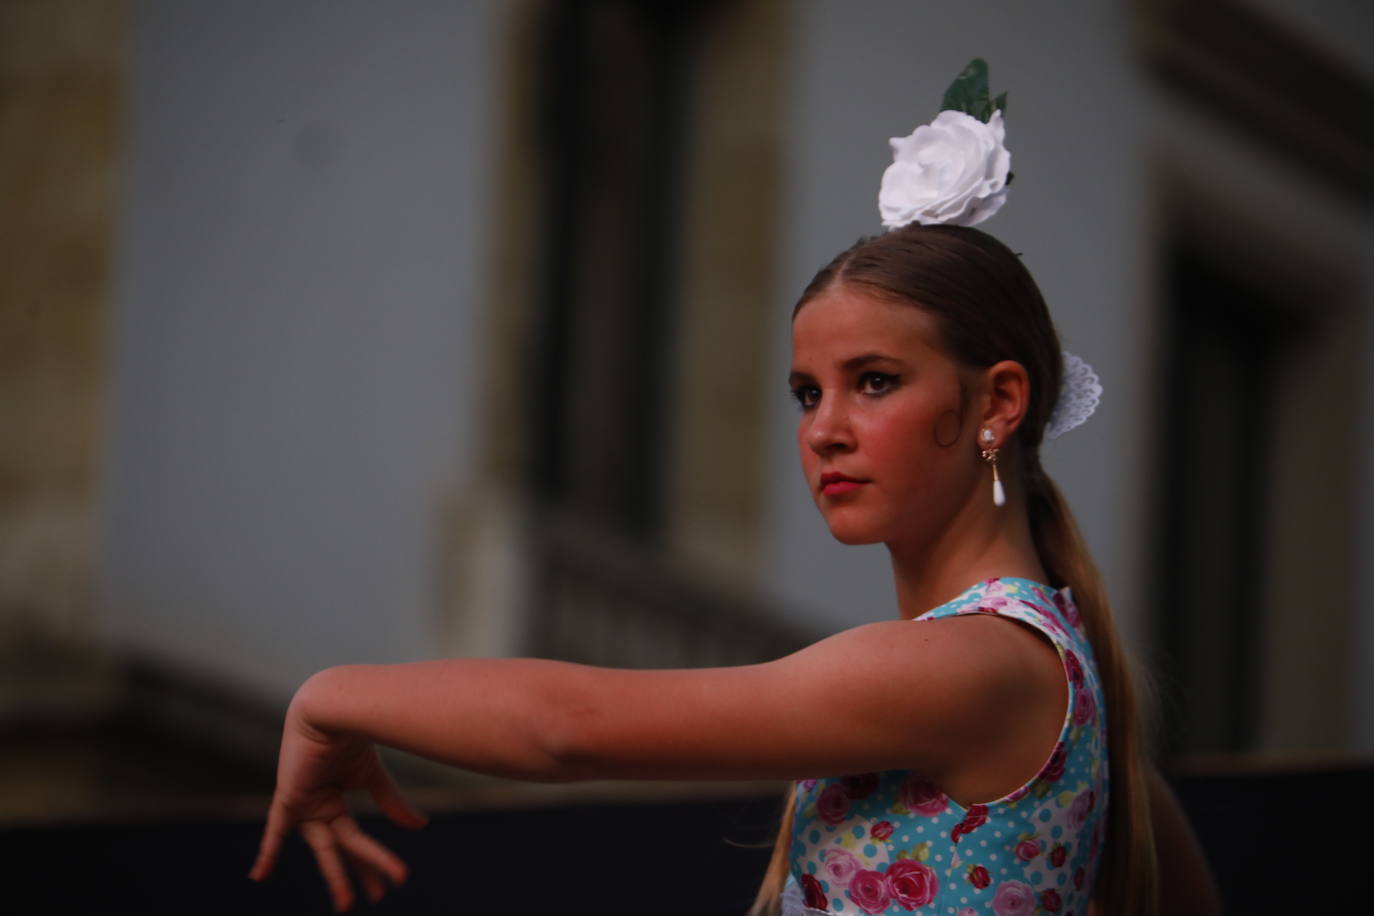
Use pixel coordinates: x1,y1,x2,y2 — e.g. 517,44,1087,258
777,611,1067,774
541,590,1070,782
800,612,1060,688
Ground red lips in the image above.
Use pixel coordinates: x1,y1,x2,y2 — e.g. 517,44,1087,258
819,471,866,496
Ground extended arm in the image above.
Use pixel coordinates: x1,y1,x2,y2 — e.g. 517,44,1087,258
250,614,1063,909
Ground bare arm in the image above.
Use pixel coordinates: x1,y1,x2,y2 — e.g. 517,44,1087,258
251,614,1062,909
1150,765,1223,915
297,613,1053,783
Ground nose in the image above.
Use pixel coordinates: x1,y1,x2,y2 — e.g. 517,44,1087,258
806,395,855,456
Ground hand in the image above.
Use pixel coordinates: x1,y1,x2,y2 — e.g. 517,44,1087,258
249,692,428,911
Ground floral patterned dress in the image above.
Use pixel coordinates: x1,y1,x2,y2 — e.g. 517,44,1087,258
782,577,1108,916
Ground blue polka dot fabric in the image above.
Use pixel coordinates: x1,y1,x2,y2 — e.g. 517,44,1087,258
782,578,1107,916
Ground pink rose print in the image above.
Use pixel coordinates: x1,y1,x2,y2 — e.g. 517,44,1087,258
822,848,863,887
1036,610,1067,636
818,784,851,824
968,865,991,889
885,860,938,909
1014,838,1040,862
1073,685,1096,726
799,778,818,792
848,869,892,915
1074,866,1086,890
1063,650,1083,685
1050,843,1067,868
1068,789,1096,830
801,874,828,910
870,820,894,841
1054,589,1080,627
899,775,948,816
991,880,1036,916
1040,743,1067,782
843,773,880,799
950,804,988,844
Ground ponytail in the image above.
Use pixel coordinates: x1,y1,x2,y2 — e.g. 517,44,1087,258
1026,462,1158,915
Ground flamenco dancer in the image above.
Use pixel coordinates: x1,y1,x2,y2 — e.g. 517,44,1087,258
251,61,1220,915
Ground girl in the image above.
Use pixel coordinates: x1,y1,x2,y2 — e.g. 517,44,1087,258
251,98,1220,916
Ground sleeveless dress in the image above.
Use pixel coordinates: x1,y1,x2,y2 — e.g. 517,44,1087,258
780,577,1108,916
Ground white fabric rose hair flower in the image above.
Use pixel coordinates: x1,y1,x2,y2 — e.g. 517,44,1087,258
879,108,1011,229
869,61,1102,438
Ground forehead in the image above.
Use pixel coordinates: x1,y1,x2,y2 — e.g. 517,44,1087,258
791,286,945,365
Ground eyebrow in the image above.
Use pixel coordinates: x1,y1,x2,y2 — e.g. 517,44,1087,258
788,352,904,385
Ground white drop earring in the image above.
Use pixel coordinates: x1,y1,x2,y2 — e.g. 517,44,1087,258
980,429,1005,507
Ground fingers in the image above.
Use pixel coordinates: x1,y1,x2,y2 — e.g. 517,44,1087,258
356,860,388,906
334,816,409,887
293,814,410,911
368,763,429,830
248,842,276,882
252,769,417,910
249,803,288,881
301,820,355,912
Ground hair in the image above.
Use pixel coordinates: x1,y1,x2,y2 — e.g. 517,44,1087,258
749,224,1157,915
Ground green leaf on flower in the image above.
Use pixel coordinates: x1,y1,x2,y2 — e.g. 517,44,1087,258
940,57,1006,123
942,59,988,112
895,841,931,862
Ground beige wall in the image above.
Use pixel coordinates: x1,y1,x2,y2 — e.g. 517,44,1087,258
0,1,125,654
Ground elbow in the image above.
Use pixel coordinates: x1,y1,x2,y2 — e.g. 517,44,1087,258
511,717,586,783
535,705,601,783
529,673,614,783
478,659,634,783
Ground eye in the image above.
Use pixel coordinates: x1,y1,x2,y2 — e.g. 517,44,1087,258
860,371,900,396
790,384,820,411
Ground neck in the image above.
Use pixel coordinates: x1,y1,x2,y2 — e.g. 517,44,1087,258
887,476,1047,619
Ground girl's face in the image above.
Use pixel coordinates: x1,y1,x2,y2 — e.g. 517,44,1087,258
790,285,983,547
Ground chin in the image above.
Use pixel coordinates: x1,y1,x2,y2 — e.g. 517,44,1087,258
832,532,883,546
822,518,886,546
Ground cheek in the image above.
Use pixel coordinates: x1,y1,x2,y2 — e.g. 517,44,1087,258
862,408,964,492
861,411,928,468
796,423,819,487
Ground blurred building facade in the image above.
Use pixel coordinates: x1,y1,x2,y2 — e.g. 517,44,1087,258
3,0,1373,816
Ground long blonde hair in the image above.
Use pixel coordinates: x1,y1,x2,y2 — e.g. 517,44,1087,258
751,225,1157,914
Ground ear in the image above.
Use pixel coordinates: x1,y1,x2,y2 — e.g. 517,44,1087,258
977,360,1030,446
